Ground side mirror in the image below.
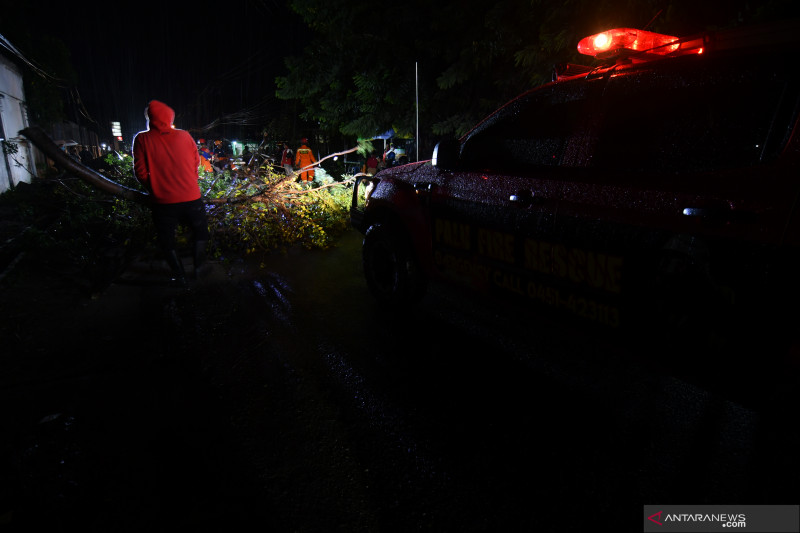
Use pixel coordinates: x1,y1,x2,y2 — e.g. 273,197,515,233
431,139,460,170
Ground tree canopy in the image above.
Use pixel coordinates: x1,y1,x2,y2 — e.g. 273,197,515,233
276,0,800,149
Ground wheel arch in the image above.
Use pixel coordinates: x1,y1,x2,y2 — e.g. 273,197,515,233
362,216,428,306
365,176,434,264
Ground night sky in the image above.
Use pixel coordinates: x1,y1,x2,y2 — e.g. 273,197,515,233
19,0,800,148
34,0,307,144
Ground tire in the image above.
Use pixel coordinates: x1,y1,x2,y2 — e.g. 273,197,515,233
362,223,426,306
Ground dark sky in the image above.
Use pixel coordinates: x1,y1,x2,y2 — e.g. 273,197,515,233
24,0,799,147
36,0,306,144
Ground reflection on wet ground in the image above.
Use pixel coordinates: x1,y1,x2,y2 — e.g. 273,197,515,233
1,228,797,531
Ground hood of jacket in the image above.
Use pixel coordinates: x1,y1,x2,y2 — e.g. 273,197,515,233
146,100,174,132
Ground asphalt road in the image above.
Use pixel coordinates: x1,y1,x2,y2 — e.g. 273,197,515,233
1,227,797,531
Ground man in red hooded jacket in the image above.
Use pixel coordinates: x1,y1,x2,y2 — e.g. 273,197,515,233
133,100,209,286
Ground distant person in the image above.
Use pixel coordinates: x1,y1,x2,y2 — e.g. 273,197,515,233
294,137,317,185
211,140,229,172
199,143,213,162
212,140,225,158
384,145,396,167
365,152,379,175
132,100,209,286
79,146,93,164
280,142,294,176
199,143,216,173
362,152,380,201
198,144,214,173
242,145,253,165
68,146,80,161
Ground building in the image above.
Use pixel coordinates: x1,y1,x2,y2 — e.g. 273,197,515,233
0,41,37,194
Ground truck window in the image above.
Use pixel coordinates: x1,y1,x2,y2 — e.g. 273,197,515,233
592,55,800,173
460,84,598,172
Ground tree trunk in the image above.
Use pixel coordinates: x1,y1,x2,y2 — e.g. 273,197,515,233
20,126,151,204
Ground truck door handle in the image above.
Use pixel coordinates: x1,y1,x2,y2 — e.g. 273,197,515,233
414,182,436,195
683,207,725,217
510,191,543,205
682,206,756,223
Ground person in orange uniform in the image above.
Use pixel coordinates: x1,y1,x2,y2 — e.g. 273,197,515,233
133,100,209,286
294,137,317,185
198,143,214,173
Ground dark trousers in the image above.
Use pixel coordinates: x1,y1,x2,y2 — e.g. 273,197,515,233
151,199,210,252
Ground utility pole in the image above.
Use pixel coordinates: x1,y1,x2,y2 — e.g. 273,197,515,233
415,62,419,162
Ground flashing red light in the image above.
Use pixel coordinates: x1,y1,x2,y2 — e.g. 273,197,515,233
578,28,682,58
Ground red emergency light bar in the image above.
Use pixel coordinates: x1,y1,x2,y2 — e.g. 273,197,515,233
577,28,703,59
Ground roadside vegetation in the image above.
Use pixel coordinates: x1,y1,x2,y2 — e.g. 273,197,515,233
1,143,371,284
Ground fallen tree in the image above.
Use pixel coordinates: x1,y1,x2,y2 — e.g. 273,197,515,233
21,125,369,204
19,126,373,254
20,126,150,203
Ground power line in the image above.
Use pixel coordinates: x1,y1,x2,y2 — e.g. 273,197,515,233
1,32,101,130
0,32,69,88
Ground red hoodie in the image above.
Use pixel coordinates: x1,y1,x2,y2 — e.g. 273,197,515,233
133,100,201,204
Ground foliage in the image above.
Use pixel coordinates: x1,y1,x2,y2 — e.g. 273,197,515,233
200,165,353,260
3,165,150,277
100,150,354,258
2,141,20,157
4,146,355,280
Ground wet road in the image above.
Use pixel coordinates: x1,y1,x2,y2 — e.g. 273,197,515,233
1,227,798,531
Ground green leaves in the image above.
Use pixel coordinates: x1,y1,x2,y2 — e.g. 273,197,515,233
47,148,354,262
199,167,352,256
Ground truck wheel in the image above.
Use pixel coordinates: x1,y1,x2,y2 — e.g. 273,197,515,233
362,223,426,306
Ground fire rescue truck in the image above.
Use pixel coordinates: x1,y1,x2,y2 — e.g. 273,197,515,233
350,19,800,383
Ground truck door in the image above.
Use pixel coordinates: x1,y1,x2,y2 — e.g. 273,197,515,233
428,79,609,321
551,51,800,352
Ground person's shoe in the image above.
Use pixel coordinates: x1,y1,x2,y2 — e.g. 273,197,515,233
165,249,187,287
169,275,188,288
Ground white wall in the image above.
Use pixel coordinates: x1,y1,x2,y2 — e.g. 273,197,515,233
0,53,36,194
